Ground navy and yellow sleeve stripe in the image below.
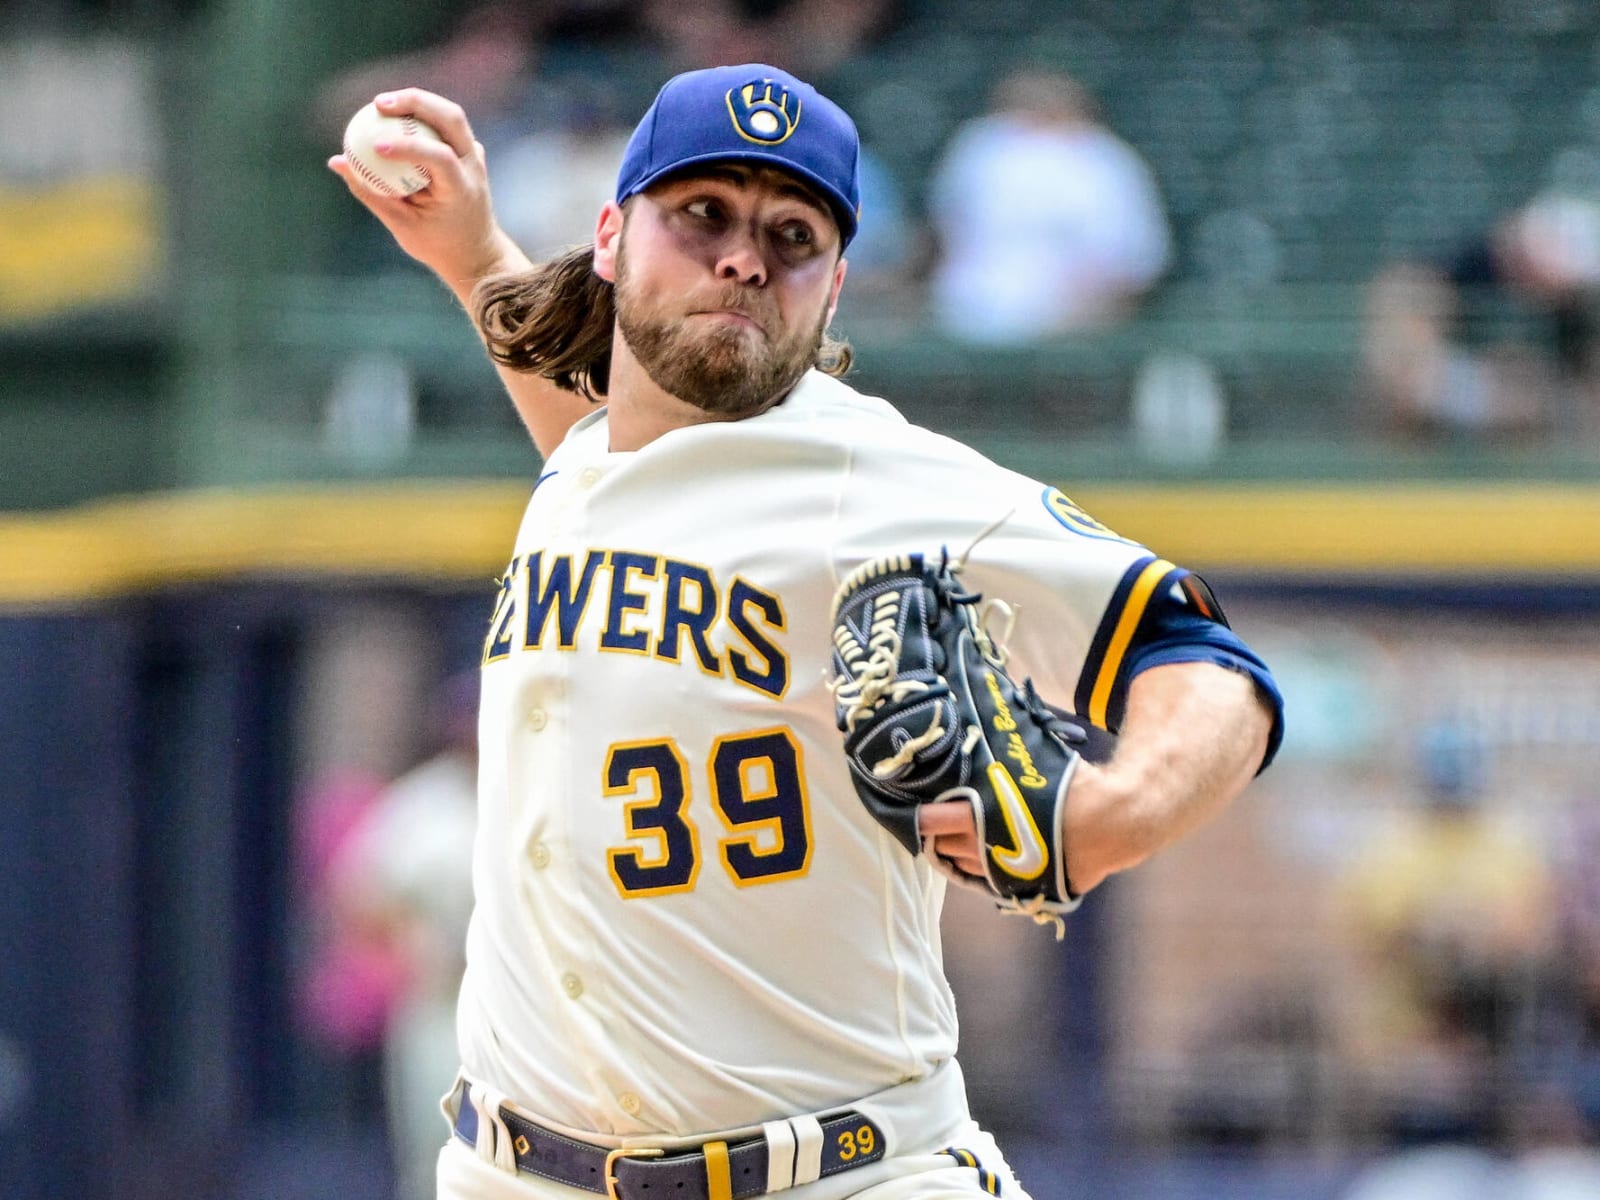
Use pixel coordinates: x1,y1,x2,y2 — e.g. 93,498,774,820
938,1147,1002,1194
1073,555,1186,731
1075,556,1285,769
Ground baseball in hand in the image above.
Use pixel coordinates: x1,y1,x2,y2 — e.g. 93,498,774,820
342,101,444,197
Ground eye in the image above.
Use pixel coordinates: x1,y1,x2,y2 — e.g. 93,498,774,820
685,198,724,222
776,221,817,248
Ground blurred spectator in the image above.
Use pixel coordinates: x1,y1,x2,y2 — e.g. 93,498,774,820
1361,190,1600,444
489,83,634,261
1339,1144,1511,1200
325,672,480,1200
1337,722,1559,1144
639,0,902,78
312,3,551,277
1338,1123,1600,1200
293,764,405,1117
926,66,1172,343
312,3,546,148
317,8,918,302
1514,1146,1600,1200
315,3,905,273
313,1,903,150
828,144,922,324
1541,794,1600,1131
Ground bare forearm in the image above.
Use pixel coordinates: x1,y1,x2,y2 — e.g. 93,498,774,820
1066,661,1273,893
434,224,531,308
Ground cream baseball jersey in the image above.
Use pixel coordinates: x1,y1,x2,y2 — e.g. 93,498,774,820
458,370,1197,1138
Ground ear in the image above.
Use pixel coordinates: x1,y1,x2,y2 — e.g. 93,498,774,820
823,255,849,327
592,201,625,283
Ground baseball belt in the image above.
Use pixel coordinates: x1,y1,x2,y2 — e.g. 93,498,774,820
450,1081,887,1200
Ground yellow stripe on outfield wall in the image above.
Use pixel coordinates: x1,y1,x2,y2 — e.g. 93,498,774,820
1070,484,1600,575
2,482,1600,605
0,483,527,606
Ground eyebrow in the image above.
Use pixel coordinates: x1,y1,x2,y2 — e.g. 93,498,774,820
681,165,833,219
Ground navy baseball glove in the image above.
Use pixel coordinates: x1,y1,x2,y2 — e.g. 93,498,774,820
828,550,1112,936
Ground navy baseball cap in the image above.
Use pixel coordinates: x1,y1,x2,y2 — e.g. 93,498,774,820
615,63,861,247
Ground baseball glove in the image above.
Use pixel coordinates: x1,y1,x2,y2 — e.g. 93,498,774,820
828,550,1110,936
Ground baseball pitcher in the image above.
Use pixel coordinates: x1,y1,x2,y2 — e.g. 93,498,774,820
331,62,1283,1200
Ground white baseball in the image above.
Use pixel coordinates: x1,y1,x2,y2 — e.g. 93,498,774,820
342,101,445,197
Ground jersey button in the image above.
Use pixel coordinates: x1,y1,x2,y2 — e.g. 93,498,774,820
579,468,601,488
530,842,552,869
560,972,583,999
618,1093,642,1116
526,708,548,731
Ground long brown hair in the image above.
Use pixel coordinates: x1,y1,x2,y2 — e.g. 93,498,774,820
470,243,855,402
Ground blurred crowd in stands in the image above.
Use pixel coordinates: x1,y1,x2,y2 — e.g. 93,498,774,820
297,1,1600,458
296,673,478,1200
1362,190,1600,446
1335,720,1600,1151
1108,606,1600,1196
310,1,1176,342
12,3,1600,460
286,606,483,1200
1327,715,1600,1199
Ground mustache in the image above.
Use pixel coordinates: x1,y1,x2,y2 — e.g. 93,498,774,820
690,284,777,329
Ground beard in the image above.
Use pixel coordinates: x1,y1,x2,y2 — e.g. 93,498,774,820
613,249,830,419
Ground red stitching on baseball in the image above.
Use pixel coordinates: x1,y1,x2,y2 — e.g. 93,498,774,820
344,115,430,195
343,143,398,195
398,116,431,187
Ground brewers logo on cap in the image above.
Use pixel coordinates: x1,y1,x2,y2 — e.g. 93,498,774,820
727,79,801,145
615,63,861,244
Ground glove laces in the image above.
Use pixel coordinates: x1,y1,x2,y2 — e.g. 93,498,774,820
828,563,937,738
1000,894,1068,941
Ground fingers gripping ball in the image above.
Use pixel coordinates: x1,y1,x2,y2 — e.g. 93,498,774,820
829,551,1098,935
342,101,444,197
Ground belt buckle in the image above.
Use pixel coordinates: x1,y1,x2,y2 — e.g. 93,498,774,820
603,1146,665,1200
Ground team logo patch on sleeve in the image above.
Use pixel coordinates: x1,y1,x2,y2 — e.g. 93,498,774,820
1041,487,1136,544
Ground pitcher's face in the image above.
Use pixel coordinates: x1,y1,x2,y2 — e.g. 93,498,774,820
598,164,847,417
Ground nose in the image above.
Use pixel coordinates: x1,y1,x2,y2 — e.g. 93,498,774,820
714,227,767,287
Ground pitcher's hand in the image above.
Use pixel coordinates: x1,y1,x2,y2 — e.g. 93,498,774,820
328,88,528,293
